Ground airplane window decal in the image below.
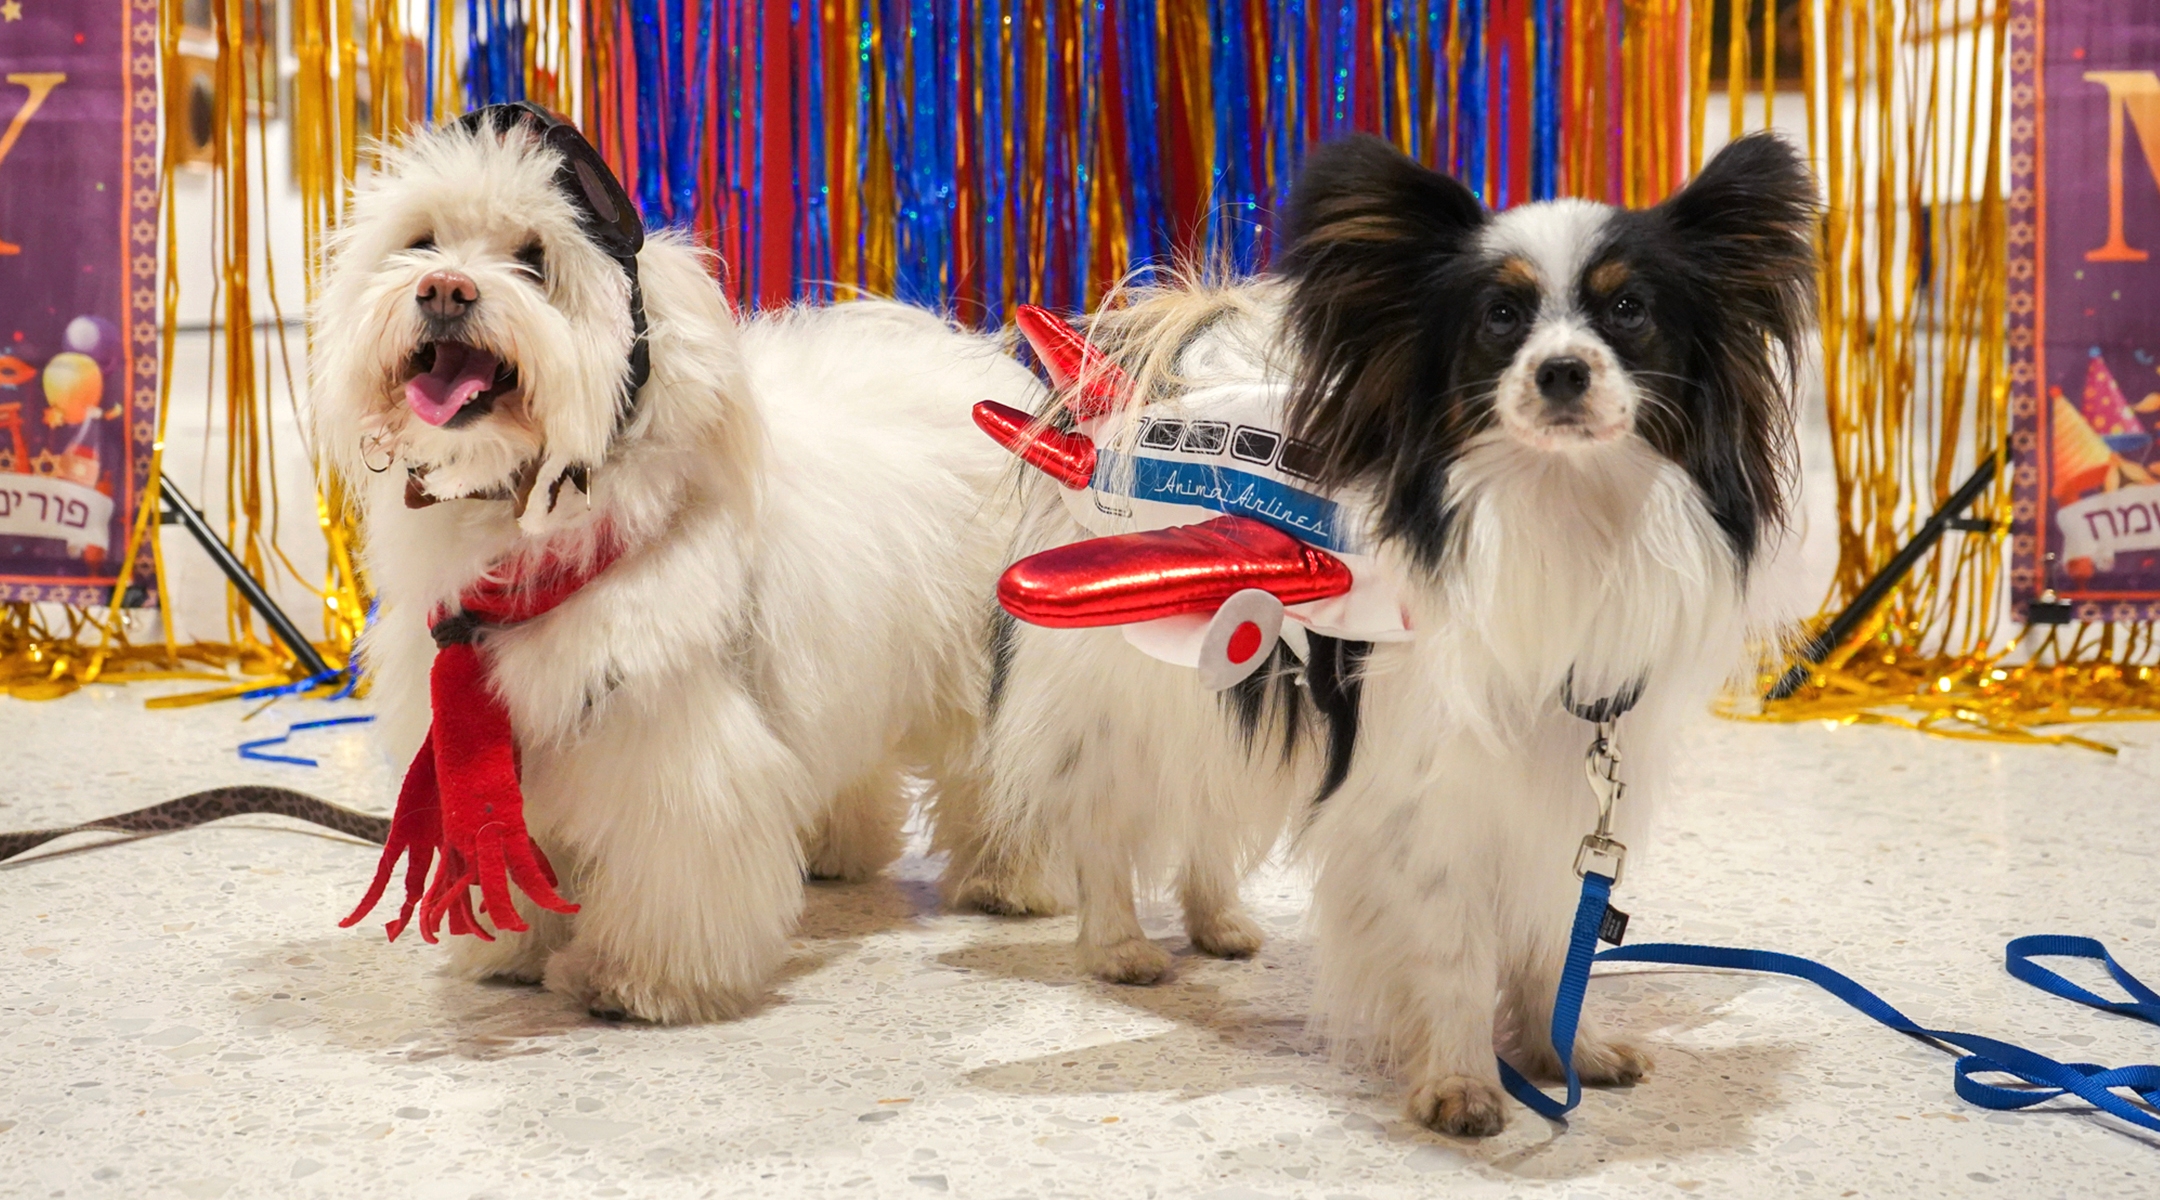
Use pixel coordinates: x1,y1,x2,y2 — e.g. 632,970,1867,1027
1181,421,1230,455
1278,438,1325,480
1139,420,1185,450
1230,427,1280,466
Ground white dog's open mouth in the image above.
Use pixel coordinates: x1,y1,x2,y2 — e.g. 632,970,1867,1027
403,340,520,427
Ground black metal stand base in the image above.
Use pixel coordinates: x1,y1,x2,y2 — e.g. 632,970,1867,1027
158,474,335,681
1764,450,2003,702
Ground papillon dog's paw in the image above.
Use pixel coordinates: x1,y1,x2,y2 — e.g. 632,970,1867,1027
544,942,761,1024
1187,907,1264,959
1409,1075,1508,1138
1081,935,1175,985
1573,1036,1652,1086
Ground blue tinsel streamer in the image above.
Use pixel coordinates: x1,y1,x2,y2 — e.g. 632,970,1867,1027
978,0,1009,317
630,0,670,221
1428,0,1450,170
884,0,930,305
799,0,832,300
1075,0,1100,309
1264,0,1294,223
1532,0,1559,200
941,0,962,307
1496,38,1512,209
755,1,773,301
712,0,735,292
1208,0,1259,271
1040,0,1065,304
459,0,523,109
1117,0,1165,274
675,0,715,229
424,0,438,121
1325,0,1354,139
854,4,873,294
1455,0,1485,203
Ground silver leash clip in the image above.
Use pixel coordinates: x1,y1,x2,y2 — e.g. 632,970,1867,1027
1574,719,1628,885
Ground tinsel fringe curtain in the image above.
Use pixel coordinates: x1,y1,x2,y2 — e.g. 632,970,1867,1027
17,0,2156,744
572,0,1709,320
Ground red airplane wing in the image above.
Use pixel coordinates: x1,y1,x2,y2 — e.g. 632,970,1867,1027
998,514,1354,628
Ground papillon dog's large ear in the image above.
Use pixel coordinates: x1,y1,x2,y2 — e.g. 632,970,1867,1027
1650,132,1820,570
1278,135,1487,490
1655,132,1819,354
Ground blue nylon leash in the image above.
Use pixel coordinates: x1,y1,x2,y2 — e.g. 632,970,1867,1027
1507,691,2160,1135
1502,869,2160,1133
238,716,377,768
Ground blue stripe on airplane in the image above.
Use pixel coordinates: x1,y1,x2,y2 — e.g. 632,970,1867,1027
1095,451,1347,553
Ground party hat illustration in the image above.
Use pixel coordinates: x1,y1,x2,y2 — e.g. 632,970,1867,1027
2079,349,2150,457
2053,387,2116,503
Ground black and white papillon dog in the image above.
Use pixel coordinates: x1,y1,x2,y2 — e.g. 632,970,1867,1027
980,132,1818,1136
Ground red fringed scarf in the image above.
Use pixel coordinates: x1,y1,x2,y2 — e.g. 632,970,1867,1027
342,535,624,943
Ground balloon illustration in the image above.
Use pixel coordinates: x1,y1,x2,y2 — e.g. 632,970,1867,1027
41,352,104,427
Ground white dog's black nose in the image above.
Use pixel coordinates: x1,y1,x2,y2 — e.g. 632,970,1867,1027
417,269,479,321
1535,356,1591,405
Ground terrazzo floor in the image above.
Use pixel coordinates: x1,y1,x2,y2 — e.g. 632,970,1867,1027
2,685,2156,1199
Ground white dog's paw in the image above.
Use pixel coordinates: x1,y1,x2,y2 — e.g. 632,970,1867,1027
447,929,552,985
1186,906,1264,959
803,824,896,883
947,867,1062,917
1080,936,1175,986
1408,1075,1508,1138
543,943,761,1024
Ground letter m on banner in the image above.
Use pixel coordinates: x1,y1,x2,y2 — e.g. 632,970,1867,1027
2086,71,2160,262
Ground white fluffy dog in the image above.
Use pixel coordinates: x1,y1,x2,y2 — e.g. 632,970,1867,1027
983,134,1817,1135
310,110,1038,1022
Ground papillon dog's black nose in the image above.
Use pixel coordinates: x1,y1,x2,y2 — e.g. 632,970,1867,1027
1535,356,1591,405
416,269,480,321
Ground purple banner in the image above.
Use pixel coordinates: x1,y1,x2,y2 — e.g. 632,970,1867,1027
2009,0,2160,620
0,0,158,607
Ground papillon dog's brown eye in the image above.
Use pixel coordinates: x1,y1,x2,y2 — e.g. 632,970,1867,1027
408,234,435,252
1483,300,1524,339
515,240,546,281
1610,294,1647,332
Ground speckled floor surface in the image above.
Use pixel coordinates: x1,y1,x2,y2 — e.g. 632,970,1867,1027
2,686,2156,1199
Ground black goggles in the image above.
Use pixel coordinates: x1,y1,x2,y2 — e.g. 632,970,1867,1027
453,101,644,265
452,100,653,424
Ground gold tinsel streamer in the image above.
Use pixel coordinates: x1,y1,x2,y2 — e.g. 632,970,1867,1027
1744,0,2159,746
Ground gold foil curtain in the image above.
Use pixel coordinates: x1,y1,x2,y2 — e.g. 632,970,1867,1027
1754,0,2158,743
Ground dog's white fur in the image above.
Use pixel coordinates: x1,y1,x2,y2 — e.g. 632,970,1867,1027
310,123,1039,1021
983,279,1778,1134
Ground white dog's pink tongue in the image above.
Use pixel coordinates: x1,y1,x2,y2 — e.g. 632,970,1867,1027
405,342,500,426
